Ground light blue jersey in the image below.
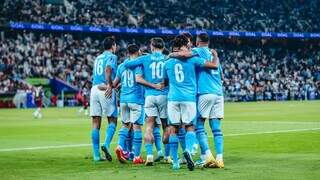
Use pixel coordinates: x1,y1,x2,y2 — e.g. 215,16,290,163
116,59,144,104
192,47,223,96
163,57,205,102
124,52,168,96
92,51,117,86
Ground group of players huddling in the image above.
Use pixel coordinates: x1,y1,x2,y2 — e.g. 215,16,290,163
90,32,224,171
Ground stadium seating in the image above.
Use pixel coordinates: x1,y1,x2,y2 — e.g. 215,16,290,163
1,31,319,101
2,0,320,32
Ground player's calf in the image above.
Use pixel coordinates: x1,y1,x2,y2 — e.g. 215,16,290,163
209,118,224,168
115,124,130,163
184,125,196,171
144,118,155,166
133,124,144,164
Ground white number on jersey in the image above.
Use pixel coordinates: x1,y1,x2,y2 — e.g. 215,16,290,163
122,70,134,87
211,69,219,75
149,61,164,79
174,63,184,82
94,58,104,76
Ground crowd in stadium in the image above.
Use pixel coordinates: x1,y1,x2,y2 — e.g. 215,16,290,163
1,31,319,101
2,0,319,32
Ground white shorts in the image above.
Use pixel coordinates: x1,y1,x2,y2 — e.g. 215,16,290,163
198,94,224,119
120,103,144,125
144,95,167,124
167,101,197,125
89,85,117,117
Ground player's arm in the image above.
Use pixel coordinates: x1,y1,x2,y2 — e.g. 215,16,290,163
136,74,162,90
123,56,144,68
112,77,120,88
193,56,218,69
159,63,169,89
168,49,193,58
219,65,224,81
97,65,113,91
203,49,220,69
203,59,218,69
134,65,163,90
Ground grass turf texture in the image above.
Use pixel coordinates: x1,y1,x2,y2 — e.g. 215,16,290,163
0,101,319,180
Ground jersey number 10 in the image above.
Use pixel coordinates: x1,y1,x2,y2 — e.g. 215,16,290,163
149,62,164,79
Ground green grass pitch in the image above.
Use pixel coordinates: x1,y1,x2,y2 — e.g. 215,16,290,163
0,101,319,180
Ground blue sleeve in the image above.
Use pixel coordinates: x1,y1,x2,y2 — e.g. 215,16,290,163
124,56,144,68
162,62,168,79
116,66,121,79
191,48,198,56
192,57,205,67
135,66,143,75
219,64,223,73
106,55,117,67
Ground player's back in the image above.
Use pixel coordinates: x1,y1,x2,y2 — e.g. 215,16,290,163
164,56,204,102
117,60,144,104
193,47,223,95
92,51,117,86
142,52,168,96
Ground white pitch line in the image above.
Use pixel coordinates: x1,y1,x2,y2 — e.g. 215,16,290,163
0,144,92,152
222,128,320,137
0,128,319,152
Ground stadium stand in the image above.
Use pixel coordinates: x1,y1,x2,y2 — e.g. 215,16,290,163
0,0,320,105
1,31,319,101
2,0,320,32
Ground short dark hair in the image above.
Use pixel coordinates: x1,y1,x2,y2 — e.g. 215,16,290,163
127,44,140,55
151,37,165,49
181,32,193,41
103,37,116,50
172,35,189,49
197,33,209,43
162,48,170,55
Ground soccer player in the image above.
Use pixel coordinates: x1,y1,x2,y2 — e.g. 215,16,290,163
123,38,170,166
181,32,200,156
33,86,43,119
113,44,145,164
170,33,225,168
90,37,118,162
194,33,224,168
77,80,90,116
162,35,218,170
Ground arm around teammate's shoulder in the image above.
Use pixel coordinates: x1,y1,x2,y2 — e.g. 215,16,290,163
123,56,144,68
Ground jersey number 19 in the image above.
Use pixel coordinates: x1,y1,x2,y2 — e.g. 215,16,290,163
122,70,134,87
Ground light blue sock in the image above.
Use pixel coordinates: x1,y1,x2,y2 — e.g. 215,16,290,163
185,131,196,153
153,127,162,153
145,143,153,156
127,130,134,152
210,119,223,155
104,122,116,150
91,128,100,160
169,134,179,164
118,127,129,149
178,127,186,151
196,119,210,153
164,143,170,157
133,130,142,157
123,130,129,152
